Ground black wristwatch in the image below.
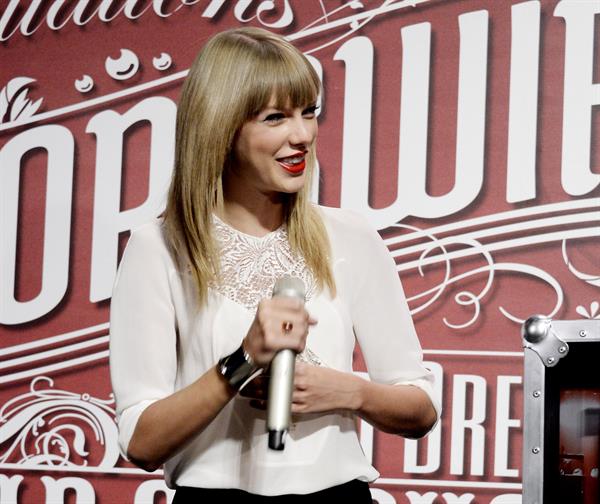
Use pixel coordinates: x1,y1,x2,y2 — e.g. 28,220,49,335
218,344,261,391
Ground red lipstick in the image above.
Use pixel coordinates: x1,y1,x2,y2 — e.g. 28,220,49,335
278,158,306,174
277,153,306,174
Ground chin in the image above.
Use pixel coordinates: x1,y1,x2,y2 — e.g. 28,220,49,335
281,179,306,194
271,172,304,193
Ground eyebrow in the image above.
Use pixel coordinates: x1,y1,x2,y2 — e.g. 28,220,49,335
254,101,318,119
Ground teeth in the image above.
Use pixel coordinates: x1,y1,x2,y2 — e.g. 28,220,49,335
280,156,304,165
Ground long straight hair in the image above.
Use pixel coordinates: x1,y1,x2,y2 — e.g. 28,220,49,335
163,27,335,305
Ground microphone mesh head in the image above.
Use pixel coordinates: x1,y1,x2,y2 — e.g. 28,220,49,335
272,276,306,302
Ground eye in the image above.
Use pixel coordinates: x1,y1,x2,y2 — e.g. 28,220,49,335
302,105,320,117
263,112,285,124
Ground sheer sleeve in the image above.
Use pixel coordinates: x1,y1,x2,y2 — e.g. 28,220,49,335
109,222,177,458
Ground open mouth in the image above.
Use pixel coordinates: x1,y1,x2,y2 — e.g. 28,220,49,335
277,154,306,174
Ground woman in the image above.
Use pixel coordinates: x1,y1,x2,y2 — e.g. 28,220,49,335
109,27,439,502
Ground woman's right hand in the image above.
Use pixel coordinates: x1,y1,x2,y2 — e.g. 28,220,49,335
242,297,317,368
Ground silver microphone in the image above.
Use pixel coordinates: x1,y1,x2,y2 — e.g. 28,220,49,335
267,276,306,450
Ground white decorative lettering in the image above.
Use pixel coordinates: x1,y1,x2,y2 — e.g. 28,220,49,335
339,11,489,229
554,0,600,195
405,491,438,504
0,125,74,325
0,474,23,504
305,54,323,201
0,0,44,41
494,375,521,477
124,0,153,20
40,476,95,503
336,36,375,220
47,0,77,30
442,492,475,504
202,0,227,18
370,488,397,504
506,1,540,203
490,494,522,504
1,0,292,42
234,0,293,29
399,10,488,223
134,479,175,504
450,374,486,476
86,96,176,302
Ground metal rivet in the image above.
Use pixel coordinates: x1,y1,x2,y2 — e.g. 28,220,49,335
532,447,540,454
558,346,566,353
580,330,587,338
547,357,555,364
533,390,541,398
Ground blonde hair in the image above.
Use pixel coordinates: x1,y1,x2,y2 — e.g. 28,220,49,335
163,27,336,305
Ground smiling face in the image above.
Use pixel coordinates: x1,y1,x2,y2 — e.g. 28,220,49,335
226,100,319,198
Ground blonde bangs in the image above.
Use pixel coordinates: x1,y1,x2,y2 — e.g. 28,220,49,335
231,39,321,119
257,56,320,112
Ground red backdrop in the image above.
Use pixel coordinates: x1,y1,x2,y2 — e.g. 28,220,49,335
1,1,599,502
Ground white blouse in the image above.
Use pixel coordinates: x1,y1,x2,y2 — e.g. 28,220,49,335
109,205,440,495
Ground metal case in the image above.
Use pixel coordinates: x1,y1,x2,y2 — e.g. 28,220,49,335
522,317,600,504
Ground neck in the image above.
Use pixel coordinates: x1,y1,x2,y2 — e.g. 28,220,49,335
219,177,287,238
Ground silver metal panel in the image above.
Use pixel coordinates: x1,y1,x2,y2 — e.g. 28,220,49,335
551,319,600,343
522,348,546,504
521,317,600,504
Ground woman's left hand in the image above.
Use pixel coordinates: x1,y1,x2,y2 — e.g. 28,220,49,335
291,362,362,414
243,363,363,413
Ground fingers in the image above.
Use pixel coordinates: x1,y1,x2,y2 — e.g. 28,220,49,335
293,361,308,390
258,299,312,344
291,390,309,413
245,364,315,413
249,379,308,411
246,299,317,366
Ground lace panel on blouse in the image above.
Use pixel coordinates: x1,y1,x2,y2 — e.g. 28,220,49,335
210,215,317,312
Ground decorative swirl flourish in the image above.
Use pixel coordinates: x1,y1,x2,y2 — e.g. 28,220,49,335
576,301,599,319
0,377,119,469
297,0,407,54
561,238,600,287
393,224,564,328
0,77,43,124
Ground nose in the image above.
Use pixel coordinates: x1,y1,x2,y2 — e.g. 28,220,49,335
289,115,315,147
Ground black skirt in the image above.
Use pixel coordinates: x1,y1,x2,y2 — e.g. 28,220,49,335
172,479,373,503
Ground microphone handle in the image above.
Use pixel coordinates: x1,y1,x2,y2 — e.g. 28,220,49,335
266,275,305,451
267,348,296,450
